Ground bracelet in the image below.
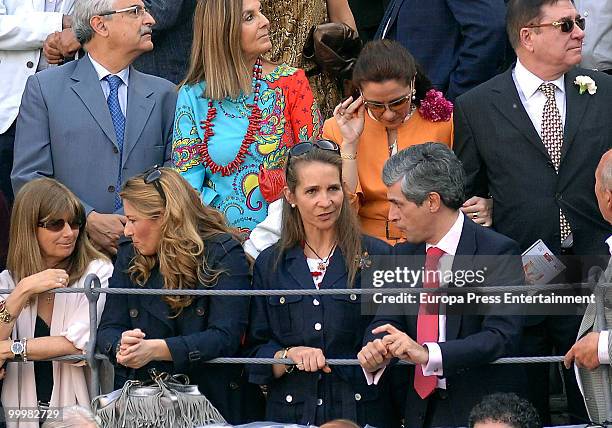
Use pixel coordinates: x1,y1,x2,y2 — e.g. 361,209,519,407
340,151,357,160
22,338,28,363
0,301,14,324
281,347,295,373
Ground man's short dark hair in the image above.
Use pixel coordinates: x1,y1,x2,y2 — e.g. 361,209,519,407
469,393,541,428
506,0,565,49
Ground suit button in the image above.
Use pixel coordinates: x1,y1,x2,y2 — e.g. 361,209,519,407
229,381,239,390
313,299,320,306
285,394,293,403
316,398,323,406
350,293,357,301
196,307,205,316
279,297,286,304
354,393,362,401
113,146,119,154
314,322,322,331
108,185,116,193
26,61,34,68
129,309,138,318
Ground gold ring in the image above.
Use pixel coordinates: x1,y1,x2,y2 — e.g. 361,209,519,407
472,212,479,219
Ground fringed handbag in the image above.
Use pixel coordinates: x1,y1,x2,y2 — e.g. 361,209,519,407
91,369,226,428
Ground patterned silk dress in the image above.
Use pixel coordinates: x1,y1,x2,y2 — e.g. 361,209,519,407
173,65,322,234
262,0,342,118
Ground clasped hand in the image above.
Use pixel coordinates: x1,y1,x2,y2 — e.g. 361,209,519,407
358,324,429,372
116,328,155,369
285,346,332,373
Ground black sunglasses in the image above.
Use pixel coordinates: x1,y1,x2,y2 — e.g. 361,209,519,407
525,16,585,33
38,218,83,232
287,140,341,162
143,165,167,204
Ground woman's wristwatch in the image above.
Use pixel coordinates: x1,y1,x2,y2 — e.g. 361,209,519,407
11,338,28,362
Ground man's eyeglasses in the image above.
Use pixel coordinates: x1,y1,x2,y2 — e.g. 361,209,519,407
361,92,412,117
38,218,83,232
287,140,341,162
99,5,149,18
143,165,167,204
524,16,585,33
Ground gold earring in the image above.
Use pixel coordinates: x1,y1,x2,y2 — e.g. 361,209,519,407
411,88,416,101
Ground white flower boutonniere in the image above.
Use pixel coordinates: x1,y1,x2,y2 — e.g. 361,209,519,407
574,75,597,95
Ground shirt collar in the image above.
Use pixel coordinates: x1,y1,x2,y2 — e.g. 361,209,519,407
514,59,565,100
426,211,464,256
88,54,130,87
606,235,612,256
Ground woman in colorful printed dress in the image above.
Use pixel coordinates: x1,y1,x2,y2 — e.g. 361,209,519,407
173,0,322,235
322,40,455,244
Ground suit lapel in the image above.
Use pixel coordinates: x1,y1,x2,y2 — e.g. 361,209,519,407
445,219,478,341
70,56,119,148
490,68,551,161
562,68,591,164
123,68,155,166
138,268,175,330
320,247,347,289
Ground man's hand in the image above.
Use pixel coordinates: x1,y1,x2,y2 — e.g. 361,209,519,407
461,196,493,227
358,337,392,372
43,32,63,64
375,324,429,365
86,211,127,256
564,332,601,370
56,28,81,58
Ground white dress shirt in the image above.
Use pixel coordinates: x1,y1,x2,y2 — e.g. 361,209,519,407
512,59,566,139
89,54,129,117
365,212,465,389
574,0,612,71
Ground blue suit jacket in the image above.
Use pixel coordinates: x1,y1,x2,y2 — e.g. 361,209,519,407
247,235,394,427
376,0,509,100
11,55,177,214
365,217,526,427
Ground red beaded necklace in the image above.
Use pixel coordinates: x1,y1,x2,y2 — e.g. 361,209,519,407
198,58,263,177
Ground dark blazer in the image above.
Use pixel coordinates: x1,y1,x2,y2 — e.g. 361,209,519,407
365,217,525,428
133,0,197,84
11,55,176,215
375,0,509,100
97,233,260,424
247,235,396,427
454,66,612,256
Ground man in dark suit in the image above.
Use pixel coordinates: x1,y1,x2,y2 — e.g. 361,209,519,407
375,0,510,100
453,0,612,422
11,0,177,256
359,143,525,428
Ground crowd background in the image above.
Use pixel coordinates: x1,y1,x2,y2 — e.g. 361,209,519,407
0,0,611,427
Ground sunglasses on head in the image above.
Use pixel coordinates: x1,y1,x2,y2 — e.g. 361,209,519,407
143,165,167,204
361,92,412,116
287,140,341,161
525,16,585,33
38,218,83,232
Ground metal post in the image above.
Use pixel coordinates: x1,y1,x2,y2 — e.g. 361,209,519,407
84,273,101,397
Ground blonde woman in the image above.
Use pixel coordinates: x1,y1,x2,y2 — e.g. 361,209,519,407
172,0,322,236
0,178,112,427
97,167,260,424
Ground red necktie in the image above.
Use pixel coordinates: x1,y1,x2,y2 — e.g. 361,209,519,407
414,246,445,399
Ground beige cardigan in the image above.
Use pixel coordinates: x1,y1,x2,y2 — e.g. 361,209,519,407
0,259,112,428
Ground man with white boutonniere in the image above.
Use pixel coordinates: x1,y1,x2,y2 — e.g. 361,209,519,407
453,0,612,424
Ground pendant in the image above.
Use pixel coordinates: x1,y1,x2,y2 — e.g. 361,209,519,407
318,262,327,271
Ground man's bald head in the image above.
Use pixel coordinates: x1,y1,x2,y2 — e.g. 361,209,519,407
595,149,612,224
